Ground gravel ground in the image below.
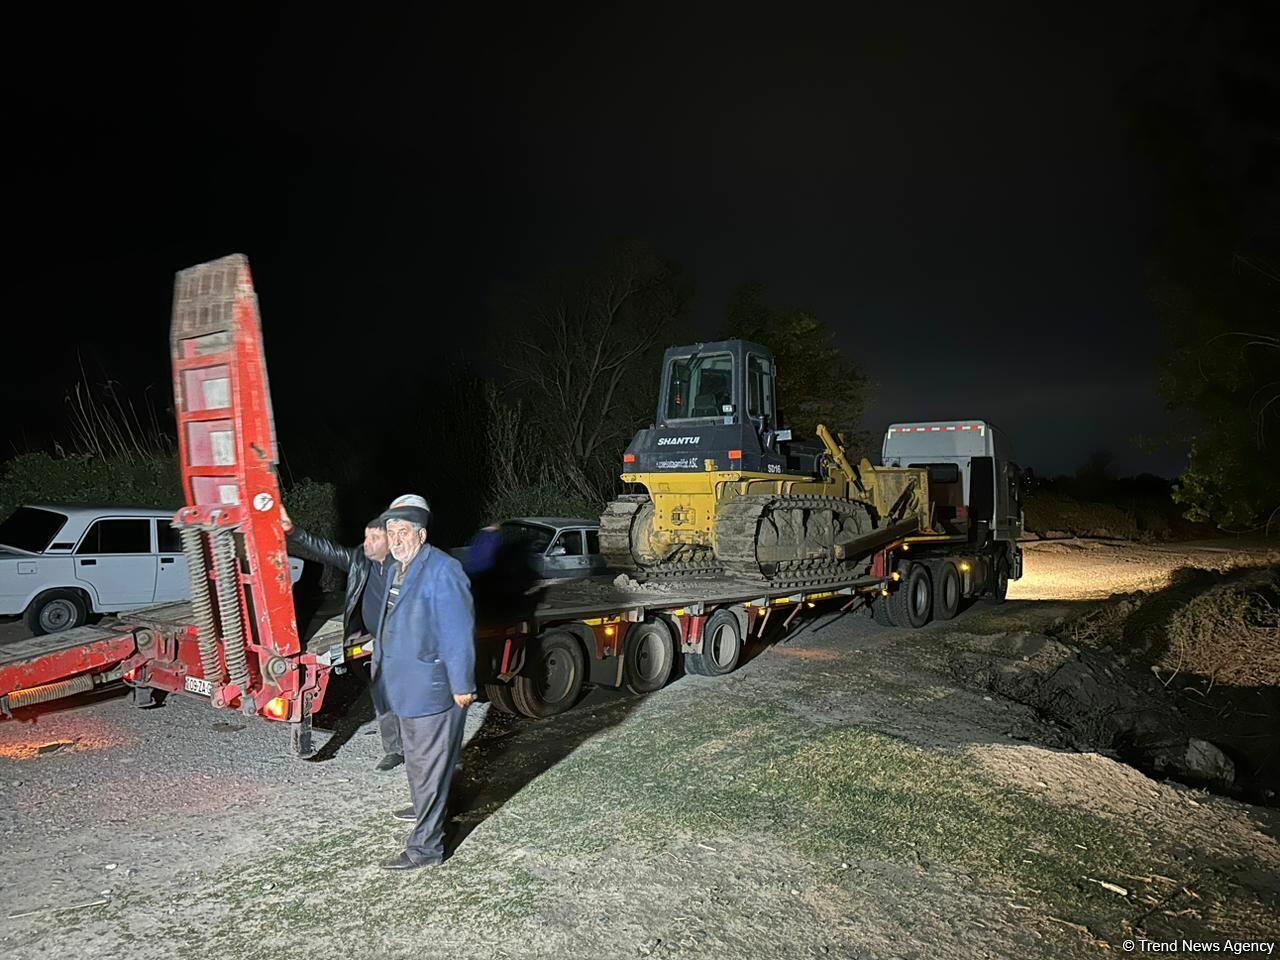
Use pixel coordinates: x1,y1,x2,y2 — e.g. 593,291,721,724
0,539,1276,959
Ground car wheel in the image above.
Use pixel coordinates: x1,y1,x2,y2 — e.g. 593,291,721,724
25,589,89,636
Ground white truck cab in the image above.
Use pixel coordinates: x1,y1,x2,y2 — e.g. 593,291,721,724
881,420,1024,577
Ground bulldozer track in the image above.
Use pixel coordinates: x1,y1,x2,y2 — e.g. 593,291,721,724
715,493,876,583
602,492,887,591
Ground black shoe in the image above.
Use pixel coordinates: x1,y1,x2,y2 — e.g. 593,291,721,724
392,806,416,821
376,752,404,772
380,851,440,871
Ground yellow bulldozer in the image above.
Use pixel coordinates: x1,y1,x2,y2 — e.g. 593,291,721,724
601,339,933,583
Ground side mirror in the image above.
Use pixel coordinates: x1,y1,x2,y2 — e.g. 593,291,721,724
548,544,567,557
775,428,792,441
721,403,735,414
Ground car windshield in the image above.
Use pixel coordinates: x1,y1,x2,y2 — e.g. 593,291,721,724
0,507,68,553
499,521,555,554
664,352,734,420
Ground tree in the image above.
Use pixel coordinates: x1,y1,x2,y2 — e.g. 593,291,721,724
1132,4,1279,533
489,240,690,514
723,283,871,451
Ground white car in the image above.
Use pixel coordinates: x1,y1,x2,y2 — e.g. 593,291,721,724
0,504,304,635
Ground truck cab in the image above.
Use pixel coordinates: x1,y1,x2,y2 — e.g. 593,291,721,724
881,421,1024,573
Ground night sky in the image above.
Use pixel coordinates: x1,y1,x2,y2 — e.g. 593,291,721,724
7,2,1268,484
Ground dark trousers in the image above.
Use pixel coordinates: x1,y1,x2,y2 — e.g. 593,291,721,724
401,704,467,864
378,708,403,756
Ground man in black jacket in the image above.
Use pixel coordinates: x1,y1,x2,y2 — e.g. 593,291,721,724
279,507,403,771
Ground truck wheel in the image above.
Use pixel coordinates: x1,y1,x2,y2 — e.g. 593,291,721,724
987,555,1010,604
511,630,585,719
932,562,961,621
871,595,896,627
484,682,519,716
685,609,743,677
623,619,675,694
889,563,932,628
25,589,88,636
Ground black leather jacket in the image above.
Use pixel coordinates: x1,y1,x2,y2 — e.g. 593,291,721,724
285,527,372,640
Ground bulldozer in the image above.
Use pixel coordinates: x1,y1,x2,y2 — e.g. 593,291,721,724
601,339,934,584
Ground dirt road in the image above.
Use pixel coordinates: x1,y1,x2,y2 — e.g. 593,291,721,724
1,540,1276,959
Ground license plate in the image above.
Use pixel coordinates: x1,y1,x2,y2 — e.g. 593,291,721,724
184,675,212,696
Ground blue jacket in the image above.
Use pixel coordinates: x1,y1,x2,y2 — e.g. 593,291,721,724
371,544,476,718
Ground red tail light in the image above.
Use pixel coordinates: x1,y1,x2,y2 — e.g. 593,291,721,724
265,697,288,719
728,450,742,460
623,453,636,463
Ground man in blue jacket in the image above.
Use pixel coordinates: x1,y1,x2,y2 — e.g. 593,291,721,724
373,496,476,870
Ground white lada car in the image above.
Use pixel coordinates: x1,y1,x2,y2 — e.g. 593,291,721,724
0,505,304,635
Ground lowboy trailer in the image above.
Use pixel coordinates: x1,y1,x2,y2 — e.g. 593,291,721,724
0,255,1020,749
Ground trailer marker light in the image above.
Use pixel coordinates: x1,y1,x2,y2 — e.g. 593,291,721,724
728,450,742,460
265,697,288,719
623,453,636,463
604,625,616,637
902,543,909,551
891,571,901,581
806,602,815,608
880,588,889,597
959,561,971,572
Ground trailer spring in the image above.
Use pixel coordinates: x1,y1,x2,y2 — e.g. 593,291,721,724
180,525,224,686
2,672,94,716
211,527,250,693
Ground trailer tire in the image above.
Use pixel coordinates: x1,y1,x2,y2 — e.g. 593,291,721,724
511,630,585,719
889,563,932,628
871,595,895,627
484,682,519,716
25,589,88,636
932,562,961,621
622,619,675,694
685,609,743,676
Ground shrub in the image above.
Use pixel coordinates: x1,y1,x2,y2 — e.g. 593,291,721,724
2,452,338,535
0,452,181,520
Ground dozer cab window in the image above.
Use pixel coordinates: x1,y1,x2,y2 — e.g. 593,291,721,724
747,354,775,422
665,352,734,420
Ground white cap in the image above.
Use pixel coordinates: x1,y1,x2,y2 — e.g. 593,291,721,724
388,494,429,511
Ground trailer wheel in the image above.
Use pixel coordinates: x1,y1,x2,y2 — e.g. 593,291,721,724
685,609,743,676
622,619,675,694
484,682,519,716
889,563,932,628
871,595,896,627
25,589,88,636
511,630,585,719
932,562,961,621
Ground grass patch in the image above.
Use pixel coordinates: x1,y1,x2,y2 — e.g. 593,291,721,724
512,696,1149,925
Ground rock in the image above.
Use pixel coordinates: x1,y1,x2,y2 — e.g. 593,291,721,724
1181,739,1235,789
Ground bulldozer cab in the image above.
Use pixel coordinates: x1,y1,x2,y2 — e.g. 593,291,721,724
659,339,777,433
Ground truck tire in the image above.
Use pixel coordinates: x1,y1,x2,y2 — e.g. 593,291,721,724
871,594,896,627
932,562,961,621
484,682,519,716
511,630,585,719
987,554,1010,604
25,589,88,636
685,608,743,676
622,619,675,694
888,563,932,628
